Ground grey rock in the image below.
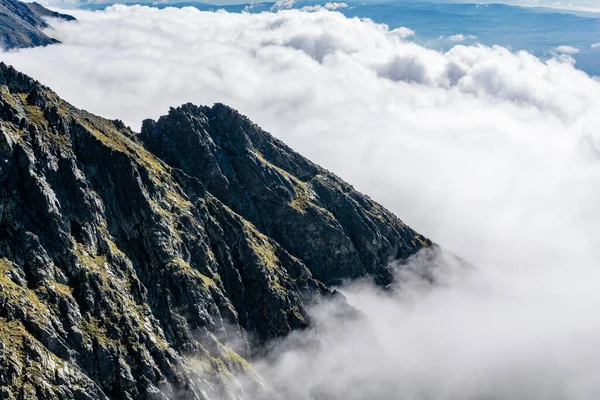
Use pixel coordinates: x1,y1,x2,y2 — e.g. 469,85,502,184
0,62,433,399
0,0,75,50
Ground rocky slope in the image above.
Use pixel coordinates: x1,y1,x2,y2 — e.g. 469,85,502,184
0,62,431,399
0,0,74,50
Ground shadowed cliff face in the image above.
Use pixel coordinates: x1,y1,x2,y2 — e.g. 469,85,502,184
0,0,75,50
0,62,431,400
140,104,430,287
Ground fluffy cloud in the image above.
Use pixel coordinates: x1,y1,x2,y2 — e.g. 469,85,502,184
2,6,600,398
554,45,581,55
445,33,477,43
448,33,466,42
301,2,349,12
271,0,295,12
323,2,347,10
389,26,416,39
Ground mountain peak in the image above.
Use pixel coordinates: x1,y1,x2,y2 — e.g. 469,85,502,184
0,62,40,93
141,98,430,287
0,0,75,50
0,65,431,399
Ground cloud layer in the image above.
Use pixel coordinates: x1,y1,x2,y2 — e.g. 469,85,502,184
2,6,600,398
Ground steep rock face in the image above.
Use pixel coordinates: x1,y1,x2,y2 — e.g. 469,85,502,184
141,104,430,286
24,2,76,21
0,62,430,400
0,0,74,50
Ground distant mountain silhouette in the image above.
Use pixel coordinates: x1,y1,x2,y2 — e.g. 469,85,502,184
0,0,74,50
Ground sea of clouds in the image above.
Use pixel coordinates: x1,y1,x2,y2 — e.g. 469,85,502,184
2,5,600,399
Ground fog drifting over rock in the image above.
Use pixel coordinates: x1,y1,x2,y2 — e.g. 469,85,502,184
2,6,600,398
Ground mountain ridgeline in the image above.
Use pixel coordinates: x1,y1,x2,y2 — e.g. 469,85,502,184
0,0,75,50
0,62,431,399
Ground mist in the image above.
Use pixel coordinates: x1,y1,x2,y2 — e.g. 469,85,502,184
252,247,600,399
2,6,600,398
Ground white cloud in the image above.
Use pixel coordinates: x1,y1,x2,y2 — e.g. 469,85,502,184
3,6,600,398
324,2,348,10
302,2,348,12
255,250,600,399
553,45,581,54
300,4,320,11
271,0,295,11
592,42,600,49
448,33,466,42
446,34,477,43
389,26,416,39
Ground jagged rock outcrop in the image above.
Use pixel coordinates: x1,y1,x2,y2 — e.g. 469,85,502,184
141,104,429,286
0,62,431,400
0,0,75,50
24,1,75,21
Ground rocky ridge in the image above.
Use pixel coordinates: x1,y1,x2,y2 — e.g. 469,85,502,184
0,62,431,399
0,0,75,50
